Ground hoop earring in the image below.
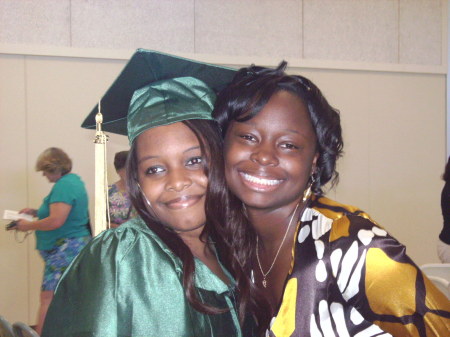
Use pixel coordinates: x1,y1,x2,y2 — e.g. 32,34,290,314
302,175,316,202
137,183,152,209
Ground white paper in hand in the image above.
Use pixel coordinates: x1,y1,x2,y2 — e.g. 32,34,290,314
3,210,33,221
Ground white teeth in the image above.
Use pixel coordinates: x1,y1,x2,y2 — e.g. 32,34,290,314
242,173,282,186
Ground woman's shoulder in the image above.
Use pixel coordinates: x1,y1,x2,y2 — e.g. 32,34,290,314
306,196,386,241
310,196,378,224
58,173,81,183
310,196,367,218
48,174,87,202
47,219,195,337
78,218,182,273
54,173,85,190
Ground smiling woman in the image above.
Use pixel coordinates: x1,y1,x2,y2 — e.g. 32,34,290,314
41,50,268,337
213,62,450,337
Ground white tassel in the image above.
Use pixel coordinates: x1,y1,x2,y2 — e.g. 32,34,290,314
93,103,109,236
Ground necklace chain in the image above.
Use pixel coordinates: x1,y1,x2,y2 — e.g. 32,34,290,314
256,202,301,288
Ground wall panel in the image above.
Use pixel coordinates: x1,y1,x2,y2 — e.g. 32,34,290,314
0,0,70,46
399,0,443,65
304,0,399,62
0,0,445,68
196,0,302,58
367,72,445,263
0,55,30,323
71,0,195,52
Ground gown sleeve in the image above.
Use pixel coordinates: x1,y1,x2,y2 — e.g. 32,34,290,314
41,221,196,337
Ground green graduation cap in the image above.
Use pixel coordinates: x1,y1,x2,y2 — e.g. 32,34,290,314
82,49,237,143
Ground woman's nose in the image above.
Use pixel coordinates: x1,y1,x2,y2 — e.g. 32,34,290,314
166,169,192,192
250,143,279,166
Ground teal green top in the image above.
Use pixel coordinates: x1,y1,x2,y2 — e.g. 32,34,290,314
42,218,242,337
36,173,90,250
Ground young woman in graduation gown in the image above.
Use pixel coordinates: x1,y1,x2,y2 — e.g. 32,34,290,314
42,50,268,337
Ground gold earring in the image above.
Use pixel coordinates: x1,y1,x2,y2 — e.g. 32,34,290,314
302,175,316,202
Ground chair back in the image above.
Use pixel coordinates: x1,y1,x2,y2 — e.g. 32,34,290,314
427,276,450,299
420,263,450,281
12,322,39,337
0,316,14,337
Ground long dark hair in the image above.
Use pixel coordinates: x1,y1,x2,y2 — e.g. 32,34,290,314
212,62,343,327
126,119,269,330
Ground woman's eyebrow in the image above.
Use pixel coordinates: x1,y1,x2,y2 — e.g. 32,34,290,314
184,146,201,154
138,155,158,164
138,146,201,164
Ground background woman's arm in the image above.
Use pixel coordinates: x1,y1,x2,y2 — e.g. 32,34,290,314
19,208,38,217
16,203,71,231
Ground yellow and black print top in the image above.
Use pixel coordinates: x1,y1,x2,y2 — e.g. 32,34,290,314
268,196,450,337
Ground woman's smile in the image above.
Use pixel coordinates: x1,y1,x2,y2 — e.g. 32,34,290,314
163,194,204,209
239,172,284,191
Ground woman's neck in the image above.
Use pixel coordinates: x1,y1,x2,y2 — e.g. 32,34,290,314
249,200,307,311
180,229,230,285
115,179,126,191
176,225,209,258
247,201,304,248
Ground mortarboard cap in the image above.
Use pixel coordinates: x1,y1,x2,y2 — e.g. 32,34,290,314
81,49,237,143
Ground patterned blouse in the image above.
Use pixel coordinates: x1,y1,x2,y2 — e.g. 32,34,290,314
108,183,135,226
266,196,450,337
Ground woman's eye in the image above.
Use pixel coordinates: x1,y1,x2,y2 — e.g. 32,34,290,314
280,143,299,150
239,134,256,142
186,156,203,166
145,166,164,175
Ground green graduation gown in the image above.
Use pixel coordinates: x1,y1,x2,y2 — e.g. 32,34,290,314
42,218,242,337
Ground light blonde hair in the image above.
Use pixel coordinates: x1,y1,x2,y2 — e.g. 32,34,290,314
35,147,72,175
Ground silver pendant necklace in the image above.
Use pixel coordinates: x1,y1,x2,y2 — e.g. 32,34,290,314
255,202,300,288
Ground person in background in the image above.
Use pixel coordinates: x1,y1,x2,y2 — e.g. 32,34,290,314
42,50,267,337
213,62,450,336
16,147,91,335
108,150,135,227
438,156,450,263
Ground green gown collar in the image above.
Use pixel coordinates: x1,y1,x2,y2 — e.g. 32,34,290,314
123,218,235,294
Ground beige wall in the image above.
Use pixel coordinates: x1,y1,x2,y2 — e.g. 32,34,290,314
303,69,446,262
0,0,445,67
0,0,447,327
